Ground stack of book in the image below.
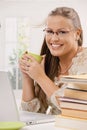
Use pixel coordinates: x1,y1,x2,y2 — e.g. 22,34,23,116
55,74,87,129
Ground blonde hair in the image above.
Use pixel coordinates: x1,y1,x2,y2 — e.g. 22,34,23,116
37,7,83,113
48,7,83,46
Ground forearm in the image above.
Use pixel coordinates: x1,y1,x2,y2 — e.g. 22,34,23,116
36,73,59,98
21,76,47,113
22,76,35,102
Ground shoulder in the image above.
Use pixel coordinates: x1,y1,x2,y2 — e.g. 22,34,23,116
77,47,87,57
74,47,87,62
69,47,87,75
73,47,87,62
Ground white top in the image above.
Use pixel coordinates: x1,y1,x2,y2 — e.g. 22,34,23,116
21,48,87,115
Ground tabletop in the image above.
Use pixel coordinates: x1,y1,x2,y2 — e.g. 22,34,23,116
21,122,69,130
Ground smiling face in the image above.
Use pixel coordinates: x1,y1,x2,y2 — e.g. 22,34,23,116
45,15,79,58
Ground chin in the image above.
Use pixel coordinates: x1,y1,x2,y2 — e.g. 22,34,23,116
50,51,60,57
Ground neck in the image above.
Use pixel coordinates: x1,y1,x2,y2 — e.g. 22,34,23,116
59,46,82,75
59,61,72,75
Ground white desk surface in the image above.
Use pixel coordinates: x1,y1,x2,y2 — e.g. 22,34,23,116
21,122,69,130
19,111,70,130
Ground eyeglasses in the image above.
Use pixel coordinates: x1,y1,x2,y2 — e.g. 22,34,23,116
43,28,74,38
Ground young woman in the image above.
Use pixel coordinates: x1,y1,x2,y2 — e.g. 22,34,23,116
19,7,87,114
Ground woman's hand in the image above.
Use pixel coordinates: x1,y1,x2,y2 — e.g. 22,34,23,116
19,52,30,78
19,52,36,101
24,54,46,81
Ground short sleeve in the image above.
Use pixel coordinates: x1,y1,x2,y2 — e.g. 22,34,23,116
50,83,66,110
21,98,40,112
69,48,87,75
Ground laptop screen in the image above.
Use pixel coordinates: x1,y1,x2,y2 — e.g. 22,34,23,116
0,71,19,121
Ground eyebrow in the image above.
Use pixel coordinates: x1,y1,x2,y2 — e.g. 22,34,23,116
46,28,70,31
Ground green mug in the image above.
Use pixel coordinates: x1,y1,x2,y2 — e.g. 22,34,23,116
28,52,43,63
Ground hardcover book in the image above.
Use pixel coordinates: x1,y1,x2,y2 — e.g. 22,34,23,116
61,108,87,119
55,115,87,130
56,96,87,118
63,87,87,100
60,74,87,84
59,98,87,111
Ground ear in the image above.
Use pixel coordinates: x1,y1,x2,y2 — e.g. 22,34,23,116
76,28,82,40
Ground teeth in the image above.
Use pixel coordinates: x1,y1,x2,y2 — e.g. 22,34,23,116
52,44,61,47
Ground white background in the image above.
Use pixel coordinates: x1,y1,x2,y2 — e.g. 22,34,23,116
0,0,87,105
0,0,87,51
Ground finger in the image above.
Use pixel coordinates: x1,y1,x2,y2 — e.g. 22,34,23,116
19,56,30,66
21,51,29,61
19,60,26,68
20,63,30,74
21,68,28,74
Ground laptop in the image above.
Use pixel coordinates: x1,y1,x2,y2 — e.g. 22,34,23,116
0,71,55,123
0,71,19,121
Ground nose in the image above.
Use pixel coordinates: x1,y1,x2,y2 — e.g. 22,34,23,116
51,33,60,41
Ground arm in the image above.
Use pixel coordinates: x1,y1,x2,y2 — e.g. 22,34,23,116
36,73,58,98
19,53,47,113
22,75,35,101
24,54,59,98
19,53,36,102
19,53,61,113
